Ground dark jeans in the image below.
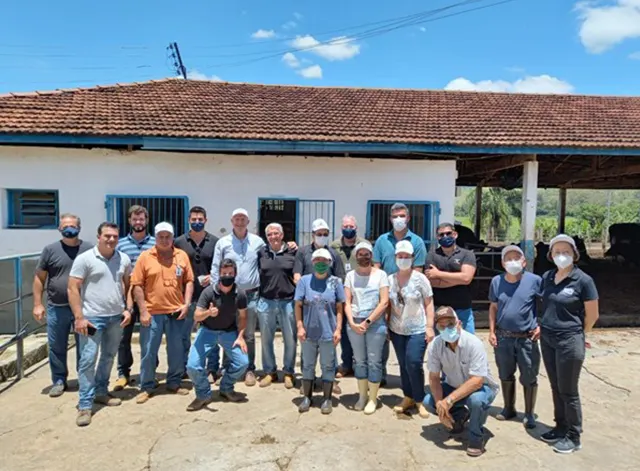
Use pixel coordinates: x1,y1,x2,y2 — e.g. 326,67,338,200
117,304,157,378
494,336,540,386
541,329,585,440
390,331,427,402
339,321,354,371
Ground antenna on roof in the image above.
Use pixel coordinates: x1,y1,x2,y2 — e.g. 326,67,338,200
167,42,187,80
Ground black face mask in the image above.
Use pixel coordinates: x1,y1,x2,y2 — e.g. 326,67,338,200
356,256,371,267
220,275,235,287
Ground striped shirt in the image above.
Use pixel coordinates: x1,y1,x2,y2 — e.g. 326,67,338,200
117,234,156,268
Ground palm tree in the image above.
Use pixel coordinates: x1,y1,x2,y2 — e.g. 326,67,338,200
463,188,515,242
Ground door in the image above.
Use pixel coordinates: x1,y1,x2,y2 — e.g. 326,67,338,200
105,195,189,237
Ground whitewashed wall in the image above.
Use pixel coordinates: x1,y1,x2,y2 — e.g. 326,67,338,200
0,146,457,256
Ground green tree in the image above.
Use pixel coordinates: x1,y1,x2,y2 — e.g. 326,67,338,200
463,188,514,241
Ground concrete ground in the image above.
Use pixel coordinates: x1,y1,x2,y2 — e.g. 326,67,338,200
0,330,639,471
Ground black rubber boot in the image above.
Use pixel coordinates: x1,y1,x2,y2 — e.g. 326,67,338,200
298,380,313,413
496,380,517,420
523,385,538,429
320,381,333,415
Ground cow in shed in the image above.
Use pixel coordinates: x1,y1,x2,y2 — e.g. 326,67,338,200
605,223,640,266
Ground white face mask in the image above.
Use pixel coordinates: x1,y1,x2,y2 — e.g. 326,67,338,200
314,235,329,247
392,217,407,232
553,254,573,269
396,258,412,271
504,260,524,275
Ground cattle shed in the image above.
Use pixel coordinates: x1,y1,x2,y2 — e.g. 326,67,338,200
1,79,639,324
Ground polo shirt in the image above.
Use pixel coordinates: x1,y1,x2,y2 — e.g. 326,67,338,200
257,244,297,300
372,230,427,275
196,285,248,332
174,231,219,300
293,243,346,280
427,329,499,391
329,236,367,276
117,233,156,268
540,267,598,334
131,246,195,315
489,271,541,333
294,274,346,342
69,247,131,317
211,232,265,291
426,246,476,309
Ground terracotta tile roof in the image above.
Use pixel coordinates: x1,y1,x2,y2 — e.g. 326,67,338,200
1,78,640,149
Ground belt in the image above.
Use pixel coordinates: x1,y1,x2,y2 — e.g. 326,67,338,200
245,287,259,294
496,329,532,339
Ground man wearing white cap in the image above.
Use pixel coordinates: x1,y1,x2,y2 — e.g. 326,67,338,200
131,222,195,404
488,245,542,430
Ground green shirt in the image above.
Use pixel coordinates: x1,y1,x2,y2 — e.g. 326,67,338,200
330,236,367,279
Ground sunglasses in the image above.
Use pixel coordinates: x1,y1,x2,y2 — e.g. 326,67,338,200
437,231,453,238
193,247,202,264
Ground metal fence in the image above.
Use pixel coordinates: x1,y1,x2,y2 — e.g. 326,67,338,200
296,200,335,246
0,252,43,381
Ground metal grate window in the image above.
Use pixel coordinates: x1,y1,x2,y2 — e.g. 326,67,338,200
366,200,440,249
258,198,297,243
7,189,59,229
297,200,335,246
105,195,189,237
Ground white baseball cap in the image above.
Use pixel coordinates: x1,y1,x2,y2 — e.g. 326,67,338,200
501,244,524,261
354,241,373,255
231,208,249,218
549,234,579,261
311,218,330,232
311,248,332,261
395,240,414,255
154,222,174,236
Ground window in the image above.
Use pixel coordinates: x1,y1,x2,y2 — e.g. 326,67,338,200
7,189,59,229
366,200,440,249
257,198,335,245
105,195,189,237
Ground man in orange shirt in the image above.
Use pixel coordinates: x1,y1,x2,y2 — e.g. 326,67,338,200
131,222,195,404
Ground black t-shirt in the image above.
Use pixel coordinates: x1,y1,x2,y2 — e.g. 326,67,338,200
540,267,598,334
293,243,346,280
426,246,477,309
174,231,219,299
196,285,247,332
36,240,93,306
258,245,297,300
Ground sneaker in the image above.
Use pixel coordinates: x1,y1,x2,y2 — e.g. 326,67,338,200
76,410,92,427
283,375,295,389
94,394,122,406
220,390,244,402
259,374,277,388
244,371,257,387
49,383,66,398
393,397,416,414
113,377,129,392
332,382,342,395
553,437,582,454
523,414,536,429
540,428,565,443
167,386,190,396
186,396,213,412
136,391,152,404
466,440,485,457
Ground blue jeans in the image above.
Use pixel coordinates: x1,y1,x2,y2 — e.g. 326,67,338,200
456,308,475,334
187,327,249,397
257,298,297,375
139,314,185,392
301,339,336,382
339,321,354,371
390,331,427,402
46,304,80,385
494,336,540,386
347,317,386,383
77,315,123,410
182,303,197,370
423,382,496,442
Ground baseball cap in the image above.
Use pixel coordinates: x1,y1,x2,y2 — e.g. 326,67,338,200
501,244,524,261
549,234,579,261
311,248,332,261
395,240,414,255
231,208,249,218
354,241,373,254
311,218,330,232
154,222,174,236
434,306,458,323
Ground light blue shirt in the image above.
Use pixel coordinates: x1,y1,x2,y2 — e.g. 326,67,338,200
373,230,426,275
210,231,266,290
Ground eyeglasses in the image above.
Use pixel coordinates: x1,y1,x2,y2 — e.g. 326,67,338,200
437,231,453,238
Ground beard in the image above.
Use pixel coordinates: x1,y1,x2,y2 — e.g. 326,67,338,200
132,224,147,233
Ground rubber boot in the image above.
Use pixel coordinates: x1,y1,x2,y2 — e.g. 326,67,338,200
496,380,517,420
354,379,369,412
364,382,380,415
320,381,333,415
298,379,313,413
523,385,538,429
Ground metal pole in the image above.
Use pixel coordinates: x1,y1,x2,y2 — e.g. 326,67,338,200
558,188,567,234
14,257,24,379
521,156,539,272
474,185,483,239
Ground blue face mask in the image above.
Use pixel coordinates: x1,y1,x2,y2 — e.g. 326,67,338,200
190,222,205,232
439,326,460,343
60,227,80,239
342,228,356,239
439,236,455,248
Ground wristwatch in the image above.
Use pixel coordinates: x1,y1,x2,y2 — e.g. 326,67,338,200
446,396,454,406
365,318,372,325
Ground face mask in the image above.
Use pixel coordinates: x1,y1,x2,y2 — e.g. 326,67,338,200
439,326,460,343
392,217,407,232
504,260,523,275
132,224,147,233
314,236,329,247
190,222,205,232
220,275,235,287
439,236,455,248
60,227,79,239
314,262,330,274
396,258,412,271
356,255,371,267
553,254,573,269
342,228,357,239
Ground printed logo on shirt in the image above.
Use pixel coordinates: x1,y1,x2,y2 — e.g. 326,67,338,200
561,287,575,296
454,258,461,264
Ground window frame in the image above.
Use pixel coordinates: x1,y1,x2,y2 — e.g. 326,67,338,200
366,199,441,249
6,189,60,229
104,194,190,237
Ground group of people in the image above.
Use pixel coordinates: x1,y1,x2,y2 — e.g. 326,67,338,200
32,202,599,457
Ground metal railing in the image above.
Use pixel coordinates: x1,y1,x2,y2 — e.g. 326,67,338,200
0,252,43,381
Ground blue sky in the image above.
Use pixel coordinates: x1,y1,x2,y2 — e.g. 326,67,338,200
2,0,640,95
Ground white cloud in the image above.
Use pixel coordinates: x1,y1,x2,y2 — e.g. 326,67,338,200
293,12,303,20
291,35,360,61
282,52,300,68
419,27,426,32
630,51,640,59
251,29,276,39
297,65,323,79
283,21,297,30
575,0,640,53
444,75,574,94
187,70,222,81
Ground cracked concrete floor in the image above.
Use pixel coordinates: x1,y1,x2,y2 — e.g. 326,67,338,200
1,330,639,471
